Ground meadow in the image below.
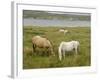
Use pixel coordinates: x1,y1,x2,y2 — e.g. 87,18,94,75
23,26,91,69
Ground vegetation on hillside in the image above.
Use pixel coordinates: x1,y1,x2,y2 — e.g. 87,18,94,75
23,26,91,69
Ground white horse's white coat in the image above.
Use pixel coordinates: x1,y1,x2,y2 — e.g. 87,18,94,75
59,29,65,32
58,41,80,61
59,29,68,35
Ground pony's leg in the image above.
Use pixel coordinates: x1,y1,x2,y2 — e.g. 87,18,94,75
32,44,36,55
77,46,80,53
75,47,78,54
59,53,61,61
32,44,35,52
63,50,65,59
42,48,47,56
47,48,50,56
58,47,62,61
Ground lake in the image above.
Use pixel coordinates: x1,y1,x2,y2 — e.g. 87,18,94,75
23,18,90,27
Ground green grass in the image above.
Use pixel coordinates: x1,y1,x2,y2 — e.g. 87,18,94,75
23,26,91,69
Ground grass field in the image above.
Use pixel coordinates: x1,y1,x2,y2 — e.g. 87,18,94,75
23,26,91,69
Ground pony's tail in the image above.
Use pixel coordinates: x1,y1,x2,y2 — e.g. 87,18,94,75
58,45,62,61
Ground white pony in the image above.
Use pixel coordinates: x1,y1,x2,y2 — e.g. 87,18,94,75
58,41,80,61
59,29,65,32
59,29,68,35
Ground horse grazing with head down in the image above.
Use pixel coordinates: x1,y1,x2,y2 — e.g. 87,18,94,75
32,36,55,56
59,29,69,35
58,41,80,61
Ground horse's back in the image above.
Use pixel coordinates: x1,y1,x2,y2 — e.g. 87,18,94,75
32,36,41,43
60,41,79,51
71,41,80,46
60,41,74,51
32,36,52,48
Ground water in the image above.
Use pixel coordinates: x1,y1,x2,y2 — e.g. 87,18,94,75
23,18,90,27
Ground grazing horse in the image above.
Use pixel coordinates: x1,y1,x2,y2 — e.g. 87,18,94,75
59,29,68,35
58,41,80,61
32,36,55,56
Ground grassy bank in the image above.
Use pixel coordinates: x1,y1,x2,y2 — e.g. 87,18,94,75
23,26,91,69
